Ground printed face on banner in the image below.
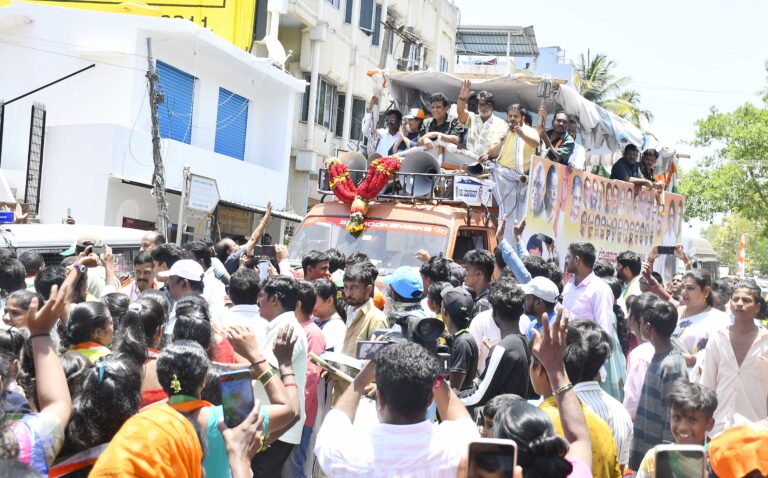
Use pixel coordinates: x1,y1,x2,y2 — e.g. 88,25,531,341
523,156,686,269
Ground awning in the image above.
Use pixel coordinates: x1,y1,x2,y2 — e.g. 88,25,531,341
389,71,652,155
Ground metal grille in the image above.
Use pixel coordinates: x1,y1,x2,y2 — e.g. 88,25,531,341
0,100,4,165
25,102,46,214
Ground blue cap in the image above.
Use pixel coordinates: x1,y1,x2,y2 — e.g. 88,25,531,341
382,266,423,300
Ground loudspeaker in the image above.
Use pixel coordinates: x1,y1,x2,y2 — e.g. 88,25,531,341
399,151,441,197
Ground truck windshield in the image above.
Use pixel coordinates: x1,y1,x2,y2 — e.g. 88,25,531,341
288,216,449,272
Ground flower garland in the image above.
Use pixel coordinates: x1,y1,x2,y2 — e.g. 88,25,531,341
326,156,402,234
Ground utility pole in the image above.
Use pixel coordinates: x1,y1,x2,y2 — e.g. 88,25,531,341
146,38,170,237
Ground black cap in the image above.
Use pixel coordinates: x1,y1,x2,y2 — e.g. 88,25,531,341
440,286,474,322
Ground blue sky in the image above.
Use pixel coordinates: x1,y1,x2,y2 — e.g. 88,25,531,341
452,0,767,163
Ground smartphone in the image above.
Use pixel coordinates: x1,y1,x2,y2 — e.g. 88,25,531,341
260,245,276,258
356,340,391,360
653,444,706,478
657,245,676,255
467,439,518,478
92,244,105,256
258,260,270,280
437,352,451,377
219,369,254,428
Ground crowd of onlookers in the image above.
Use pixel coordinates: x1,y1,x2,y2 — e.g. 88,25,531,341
0,197,766,478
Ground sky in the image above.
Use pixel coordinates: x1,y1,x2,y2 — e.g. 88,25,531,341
452,0,768,233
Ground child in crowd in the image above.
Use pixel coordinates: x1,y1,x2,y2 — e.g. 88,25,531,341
623,293,659,419
635,379,717,477
628,300,688,471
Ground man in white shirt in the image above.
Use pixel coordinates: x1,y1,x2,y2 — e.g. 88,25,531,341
182,241,227,320
222,269,267,347
568,320,634,469
568,119,587,171
456,80,507,156
253,276,308,477
315,342,478,477
361,96,404,157
562,242,615,334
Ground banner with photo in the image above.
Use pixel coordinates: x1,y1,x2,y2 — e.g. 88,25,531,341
523,156,686,266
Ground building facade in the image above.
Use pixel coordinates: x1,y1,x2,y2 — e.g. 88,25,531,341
254,0,460,214
0,3,304,240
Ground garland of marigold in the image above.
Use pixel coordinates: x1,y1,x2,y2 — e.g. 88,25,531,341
326,156,402,234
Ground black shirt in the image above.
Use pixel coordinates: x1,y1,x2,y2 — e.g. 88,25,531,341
610,157,641,182
420,115,464,137
450,331,479,391
458,333,530,408
473,288,492,316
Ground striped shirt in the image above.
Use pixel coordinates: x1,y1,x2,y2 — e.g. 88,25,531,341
628,348,687,470
574,381,634,467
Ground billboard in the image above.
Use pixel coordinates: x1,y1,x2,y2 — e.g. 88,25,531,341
24,0,257,50
523,156,686,266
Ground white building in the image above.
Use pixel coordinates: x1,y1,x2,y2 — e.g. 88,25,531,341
254,0,460,213
0,3,304,239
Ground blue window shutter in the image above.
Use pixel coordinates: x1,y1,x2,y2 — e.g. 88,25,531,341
371,4,382,45
344,0,352,24
156,61,195,144
214,88,249,160
359,0,374,32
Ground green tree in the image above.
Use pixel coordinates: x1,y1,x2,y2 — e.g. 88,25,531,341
576,50,653,128
679,92,768,226
701,214,768,275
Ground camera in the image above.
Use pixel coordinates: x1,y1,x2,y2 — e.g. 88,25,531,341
373,313,451,375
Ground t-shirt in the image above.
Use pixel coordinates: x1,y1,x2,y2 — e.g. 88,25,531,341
314,410,479,478
302,320,327,427
419,115,464,138
458,333,530,409
316,314,347,353
450,331,478,391
673,307,730,359
609,158,641,182
10,413,65,475
223,246,246,274
541,396,621,478
628,348,688,470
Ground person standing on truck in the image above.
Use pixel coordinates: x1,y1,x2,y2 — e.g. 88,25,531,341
456,80,507,157
537,107,574,165
361,97,404,156
418,93,463,149
610,145,659,193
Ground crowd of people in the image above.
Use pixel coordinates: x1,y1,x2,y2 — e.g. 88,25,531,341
0,194,766,478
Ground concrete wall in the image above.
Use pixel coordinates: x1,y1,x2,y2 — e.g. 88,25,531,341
0,3,303,226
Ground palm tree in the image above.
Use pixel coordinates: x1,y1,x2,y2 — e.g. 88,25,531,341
602,90,655,126
576,50,631,103
576,50,653,129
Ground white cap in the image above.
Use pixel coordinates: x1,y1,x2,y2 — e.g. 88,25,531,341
157,259,204,282
521,276,559,303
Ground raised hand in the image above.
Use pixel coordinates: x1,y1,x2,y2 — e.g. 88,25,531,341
273,324,297,365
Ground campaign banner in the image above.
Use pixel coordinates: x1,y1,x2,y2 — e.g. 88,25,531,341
523,156,686,266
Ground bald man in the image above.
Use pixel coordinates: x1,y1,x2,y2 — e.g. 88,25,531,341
140,231,165,252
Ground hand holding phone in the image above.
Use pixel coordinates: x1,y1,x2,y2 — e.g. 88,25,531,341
258,260,270,280
356,340,390,360
219,369,255,428
657,245,676,255
468,439,518,478
653,444,706,478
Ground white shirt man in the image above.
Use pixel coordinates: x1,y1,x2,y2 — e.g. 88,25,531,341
562,272,615,334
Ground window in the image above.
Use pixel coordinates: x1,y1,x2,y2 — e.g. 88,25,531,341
371,5,382,46
326,0,340,7
336,94,367,141
345,0,377,33
214,88,249,160
156,61,195,144
300,74,337,131
439,55,449,72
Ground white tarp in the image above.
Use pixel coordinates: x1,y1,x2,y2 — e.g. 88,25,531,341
389,71,655,160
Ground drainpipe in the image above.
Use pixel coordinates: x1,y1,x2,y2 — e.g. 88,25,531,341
377,0,389,69
341,0,361,146
304,31,323,150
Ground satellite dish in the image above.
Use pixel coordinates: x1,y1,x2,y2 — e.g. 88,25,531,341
260,35,292,70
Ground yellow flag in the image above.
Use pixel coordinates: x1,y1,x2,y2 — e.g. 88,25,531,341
22,0,257,50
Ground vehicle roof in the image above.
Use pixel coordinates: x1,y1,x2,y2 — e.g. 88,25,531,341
1,224,147,249
306,201,495,228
